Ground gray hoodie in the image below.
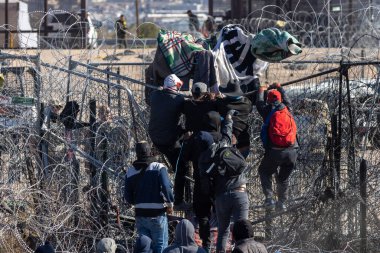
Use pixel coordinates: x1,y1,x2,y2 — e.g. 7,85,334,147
163,219,206,253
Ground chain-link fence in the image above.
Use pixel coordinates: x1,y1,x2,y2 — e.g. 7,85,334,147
0,48,379,252
1,5,380,252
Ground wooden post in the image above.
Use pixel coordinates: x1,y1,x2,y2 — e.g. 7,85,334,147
135,0,140,28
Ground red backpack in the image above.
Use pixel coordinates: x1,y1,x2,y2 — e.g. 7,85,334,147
268,106,297,147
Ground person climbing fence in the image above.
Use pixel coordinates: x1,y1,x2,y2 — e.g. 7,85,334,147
255,83,298,211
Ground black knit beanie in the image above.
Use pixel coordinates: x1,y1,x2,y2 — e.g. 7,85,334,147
233,219,254,241
135,141,151,159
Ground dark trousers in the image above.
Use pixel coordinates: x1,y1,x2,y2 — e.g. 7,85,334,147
155,143,189,204
193,182,213,248
117,37,127,48
258,148,297,201
215,191,249,253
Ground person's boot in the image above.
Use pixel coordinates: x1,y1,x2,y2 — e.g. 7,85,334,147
264,197,276,210
275,200,286,212
276,181,288,212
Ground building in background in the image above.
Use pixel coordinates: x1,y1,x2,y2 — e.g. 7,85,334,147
0,0,38,48
229,0,376,20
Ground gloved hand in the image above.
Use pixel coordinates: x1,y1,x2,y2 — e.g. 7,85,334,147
258,83,268,92
269,82,281,90
183,131,193,140
226,109,238,121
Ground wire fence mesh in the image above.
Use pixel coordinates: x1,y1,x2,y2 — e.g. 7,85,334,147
1,5,380,253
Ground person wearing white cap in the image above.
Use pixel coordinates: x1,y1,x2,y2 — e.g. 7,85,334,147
148,74,190,207
96,238,117,253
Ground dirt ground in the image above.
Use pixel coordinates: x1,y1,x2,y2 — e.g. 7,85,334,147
2,47,377,94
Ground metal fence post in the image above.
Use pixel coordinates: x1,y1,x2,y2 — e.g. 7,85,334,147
107,67,111,107
343,64,356,186
28,54,42,207
331,113,339,193
360,159,367,253
117,67,122,117
343,63,358,235
66,56,73,103
361,49,365,78
336,64,344,191
89,99,97,218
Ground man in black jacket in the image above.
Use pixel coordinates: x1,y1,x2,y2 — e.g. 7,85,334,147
115,15,127,48
232,219,268,253
148,74,188,207
180,110,223,252
255,83,298,211
174,82,216,210
183,82,217,133
186,10,200,32
217,83,252,158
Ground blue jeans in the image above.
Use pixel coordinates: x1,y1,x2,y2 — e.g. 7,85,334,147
135,215,168,253
215,191,249,253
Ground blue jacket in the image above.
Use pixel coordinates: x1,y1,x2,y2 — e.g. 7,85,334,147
125,160,174,217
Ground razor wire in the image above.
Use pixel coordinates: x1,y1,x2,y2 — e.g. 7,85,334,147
0,4,380,253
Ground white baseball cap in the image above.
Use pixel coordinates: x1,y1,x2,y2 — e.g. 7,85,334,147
164,74,183,89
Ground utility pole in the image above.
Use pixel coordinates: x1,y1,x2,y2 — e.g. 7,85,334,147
135,0,140,28
209,0,213,16
348,0,353,25
44,0,48,37
327,0,331,48
80,0,87,49
5,0,9,48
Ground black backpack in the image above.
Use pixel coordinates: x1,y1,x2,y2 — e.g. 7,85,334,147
207,145,247,178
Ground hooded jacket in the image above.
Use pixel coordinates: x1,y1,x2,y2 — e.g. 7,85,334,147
181,111,222,183
231,219,268,253
163,219,206,253
232,238,268,253
125,157,174,217
216,96,252,145
183,98,217,132
134,234,153,253
256,87,299,149
198,112,247,197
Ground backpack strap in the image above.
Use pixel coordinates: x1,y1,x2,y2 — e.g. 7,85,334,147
264,107,278,126
261,105,281,148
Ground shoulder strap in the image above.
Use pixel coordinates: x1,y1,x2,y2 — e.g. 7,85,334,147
264,106,278,125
